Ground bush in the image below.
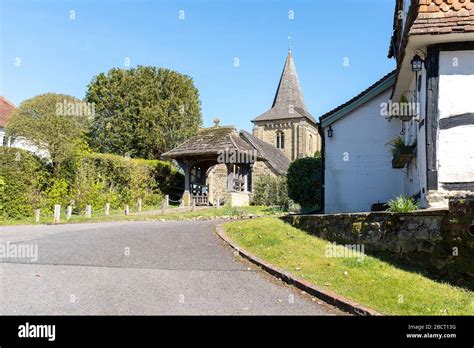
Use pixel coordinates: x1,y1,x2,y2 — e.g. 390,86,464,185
0,148,46,218
252,174,289,209
0,149,182,219
387,195,418,212
72,153,174,210
287,156,322,212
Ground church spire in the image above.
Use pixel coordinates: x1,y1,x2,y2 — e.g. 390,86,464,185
271,50,307,111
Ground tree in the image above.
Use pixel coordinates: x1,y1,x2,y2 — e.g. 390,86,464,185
85,66,202,159
6,93,90,174
287,155,322,212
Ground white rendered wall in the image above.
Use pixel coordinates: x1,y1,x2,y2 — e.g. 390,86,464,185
438,51,474,183
324,90,404,213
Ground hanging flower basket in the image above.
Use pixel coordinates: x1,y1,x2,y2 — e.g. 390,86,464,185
392,145,416,168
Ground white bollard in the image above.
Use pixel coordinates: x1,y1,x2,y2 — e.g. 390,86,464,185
67,205,72,220
216,198,220,209
124,205,130,216
165,195,169,209
53,204,61,224
192,199,196,212
34,209,40,223
138,198,142,212
105,203,110,216
85,205,92,219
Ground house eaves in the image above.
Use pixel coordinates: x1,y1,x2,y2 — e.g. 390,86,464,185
320,71,397,129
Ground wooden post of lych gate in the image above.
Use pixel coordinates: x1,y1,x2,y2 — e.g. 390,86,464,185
105,203,110,216
34,209,40,223
67,205,72,220
85,205,92,219
124,204,130,216
138,198,142,213
53,204,61,224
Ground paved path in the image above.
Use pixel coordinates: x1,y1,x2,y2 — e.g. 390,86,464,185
0,220,343,315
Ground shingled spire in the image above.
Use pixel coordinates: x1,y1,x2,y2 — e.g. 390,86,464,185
271,51,307,110
252,51,316,124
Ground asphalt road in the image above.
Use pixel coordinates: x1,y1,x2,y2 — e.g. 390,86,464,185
0,220,343,315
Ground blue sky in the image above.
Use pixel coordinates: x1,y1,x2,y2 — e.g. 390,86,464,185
0,0,396,132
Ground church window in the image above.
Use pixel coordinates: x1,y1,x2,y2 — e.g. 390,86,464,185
276,131,285,149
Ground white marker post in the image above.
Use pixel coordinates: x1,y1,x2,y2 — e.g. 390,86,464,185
165,195,169,209
138,198,142,213
53,204,61,224
34,209,41,223
85,205,92,219
67,205,72,220
124,205,130,216
105,203,110,216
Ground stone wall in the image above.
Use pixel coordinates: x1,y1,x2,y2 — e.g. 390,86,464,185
283,198,474,285
207,163,228,205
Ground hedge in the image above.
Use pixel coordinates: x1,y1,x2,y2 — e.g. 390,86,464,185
287,156,322,212
0,149,184,219
0,148,46,219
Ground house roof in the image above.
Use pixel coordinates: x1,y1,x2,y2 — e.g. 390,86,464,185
389,0,474,59
239,130,290,175
319,71,397,128
0,96,15,127
252,51,317,125
411,0,474,35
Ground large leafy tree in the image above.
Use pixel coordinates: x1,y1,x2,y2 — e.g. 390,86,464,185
85,66,202,159
6,93,90,174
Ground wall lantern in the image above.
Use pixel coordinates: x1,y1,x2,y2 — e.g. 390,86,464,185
411,54,424,72
327,126,334,138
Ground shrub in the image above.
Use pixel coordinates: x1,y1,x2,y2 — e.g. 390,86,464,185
387,195,418,213
252,174,289,209
287,156,322,212
0,148,46,218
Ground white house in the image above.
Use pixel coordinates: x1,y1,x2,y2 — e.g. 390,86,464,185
388,0,474,208
321,0,474,213
320,72,405,213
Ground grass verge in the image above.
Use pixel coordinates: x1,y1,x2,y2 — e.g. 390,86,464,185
0,206,274,226
223,217,474,315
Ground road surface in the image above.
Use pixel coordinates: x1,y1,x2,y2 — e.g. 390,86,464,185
0,220,343,315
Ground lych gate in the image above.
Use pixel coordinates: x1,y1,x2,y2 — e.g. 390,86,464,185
162,126,261,207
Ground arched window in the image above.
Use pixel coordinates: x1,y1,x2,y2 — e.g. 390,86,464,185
276,131,285,149
309,134,313,153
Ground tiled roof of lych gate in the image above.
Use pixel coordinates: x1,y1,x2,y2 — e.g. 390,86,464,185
412,0,474,35
162,126,291,174
252,51,318,125
0,96,15,127
162,126,257,158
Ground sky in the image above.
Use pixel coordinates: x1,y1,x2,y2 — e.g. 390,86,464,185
0,0,396,132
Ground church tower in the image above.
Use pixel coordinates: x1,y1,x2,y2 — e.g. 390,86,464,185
251,51,320,161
